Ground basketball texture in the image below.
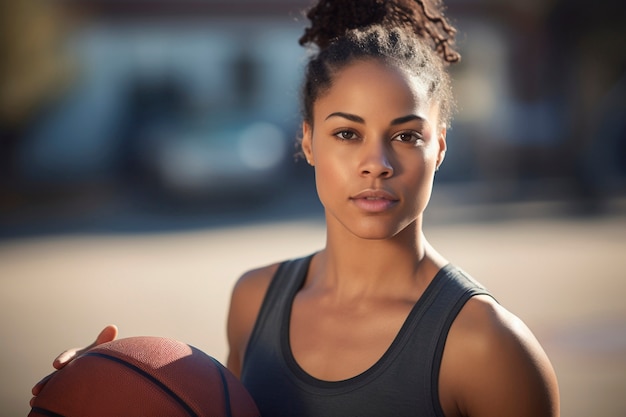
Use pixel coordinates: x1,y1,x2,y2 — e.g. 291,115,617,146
29,336,260,417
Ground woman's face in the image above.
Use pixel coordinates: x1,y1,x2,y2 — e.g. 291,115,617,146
302,59,446,240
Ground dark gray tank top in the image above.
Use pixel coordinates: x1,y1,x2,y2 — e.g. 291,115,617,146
241,254,492,417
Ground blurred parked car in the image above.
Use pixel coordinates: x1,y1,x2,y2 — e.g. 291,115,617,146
132,112,292,199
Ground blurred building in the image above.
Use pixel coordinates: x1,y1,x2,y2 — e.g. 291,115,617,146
444,0,626,207
1,0,624,220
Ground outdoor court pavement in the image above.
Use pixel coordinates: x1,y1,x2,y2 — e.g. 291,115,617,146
1,207,625,416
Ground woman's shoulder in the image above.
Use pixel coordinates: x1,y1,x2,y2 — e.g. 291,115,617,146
228,260,285,330
448,295,544,361
440,295,560,416
233,262,281,297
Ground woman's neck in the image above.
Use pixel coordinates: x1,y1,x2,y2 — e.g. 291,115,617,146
309,218,443,301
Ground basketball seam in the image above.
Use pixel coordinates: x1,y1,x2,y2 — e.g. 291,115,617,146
209,357,233,417
83,352,199,417
29,407,66,417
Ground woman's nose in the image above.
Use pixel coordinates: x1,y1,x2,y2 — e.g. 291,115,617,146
359,142,394,178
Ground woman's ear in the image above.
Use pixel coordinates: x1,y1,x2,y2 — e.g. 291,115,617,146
301,122,314,166
436,127,447,171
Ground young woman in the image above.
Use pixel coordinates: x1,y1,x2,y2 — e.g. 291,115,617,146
33,1,560,416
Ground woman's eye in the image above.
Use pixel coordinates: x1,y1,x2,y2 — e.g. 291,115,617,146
335,130,358,141
393,132,423,145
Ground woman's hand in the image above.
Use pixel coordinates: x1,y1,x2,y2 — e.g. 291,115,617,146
30,325,118,404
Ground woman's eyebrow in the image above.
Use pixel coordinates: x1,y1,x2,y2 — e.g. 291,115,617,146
325,112,364,123
324,112,424,125
391,114,424,125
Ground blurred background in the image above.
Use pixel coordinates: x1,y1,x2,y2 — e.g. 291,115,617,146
1,0,625,416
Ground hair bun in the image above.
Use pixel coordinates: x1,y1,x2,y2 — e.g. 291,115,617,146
299,0,387,49
299,0,460,64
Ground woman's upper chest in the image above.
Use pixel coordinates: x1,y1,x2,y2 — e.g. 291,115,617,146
288,291,417,381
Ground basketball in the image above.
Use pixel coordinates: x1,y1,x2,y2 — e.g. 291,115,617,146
29,336,260,417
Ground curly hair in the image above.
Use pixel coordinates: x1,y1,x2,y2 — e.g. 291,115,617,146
298,0,460,133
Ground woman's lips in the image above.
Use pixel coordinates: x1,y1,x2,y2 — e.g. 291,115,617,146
350,189,399,213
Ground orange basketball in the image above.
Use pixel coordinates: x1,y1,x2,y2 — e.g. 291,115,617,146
29,336,260,417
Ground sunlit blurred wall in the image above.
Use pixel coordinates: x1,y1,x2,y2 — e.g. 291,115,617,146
0,0,73,125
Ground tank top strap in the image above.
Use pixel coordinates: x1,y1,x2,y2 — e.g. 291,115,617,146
242,254,314,369
410,264,495,414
